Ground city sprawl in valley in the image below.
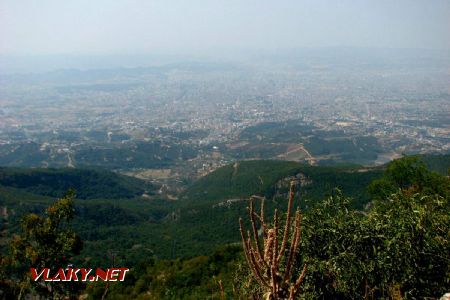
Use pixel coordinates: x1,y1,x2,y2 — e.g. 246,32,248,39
0,50,448,197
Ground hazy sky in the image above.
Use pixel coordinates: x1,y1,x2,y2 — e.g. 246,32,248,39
1,0,449,55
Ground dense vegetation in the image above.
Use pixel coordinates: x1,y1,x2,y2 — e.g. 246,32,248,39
85,245,242,300
1,160,386,267
236,156,449,299
1,191,83,299
183,160,383,209
421,153,450,175
0,167,151,199
0,155,449,299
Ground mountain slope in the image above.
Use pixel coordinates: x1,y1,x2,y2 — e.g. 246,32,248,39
182,160,383,209
0,167,151,199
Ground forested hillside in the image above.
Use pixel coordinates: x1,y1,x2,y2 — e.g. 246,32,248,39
182,160,383,209
0,155,449,299
0,167,152,199
85,155,450,299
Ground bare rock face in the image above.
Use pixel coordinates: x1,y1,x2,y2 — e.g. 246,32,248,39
441,293,450,300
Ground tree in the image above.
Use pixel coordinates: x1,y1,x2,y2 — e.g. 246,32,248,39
8,189,83,299
368,155,449,200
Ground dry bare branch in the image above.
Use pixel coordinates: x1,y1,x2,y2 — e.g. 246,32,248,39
239,181,307,299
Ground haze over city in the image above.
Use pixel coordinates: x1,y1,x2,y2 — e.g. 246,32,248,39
1,0,449,56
